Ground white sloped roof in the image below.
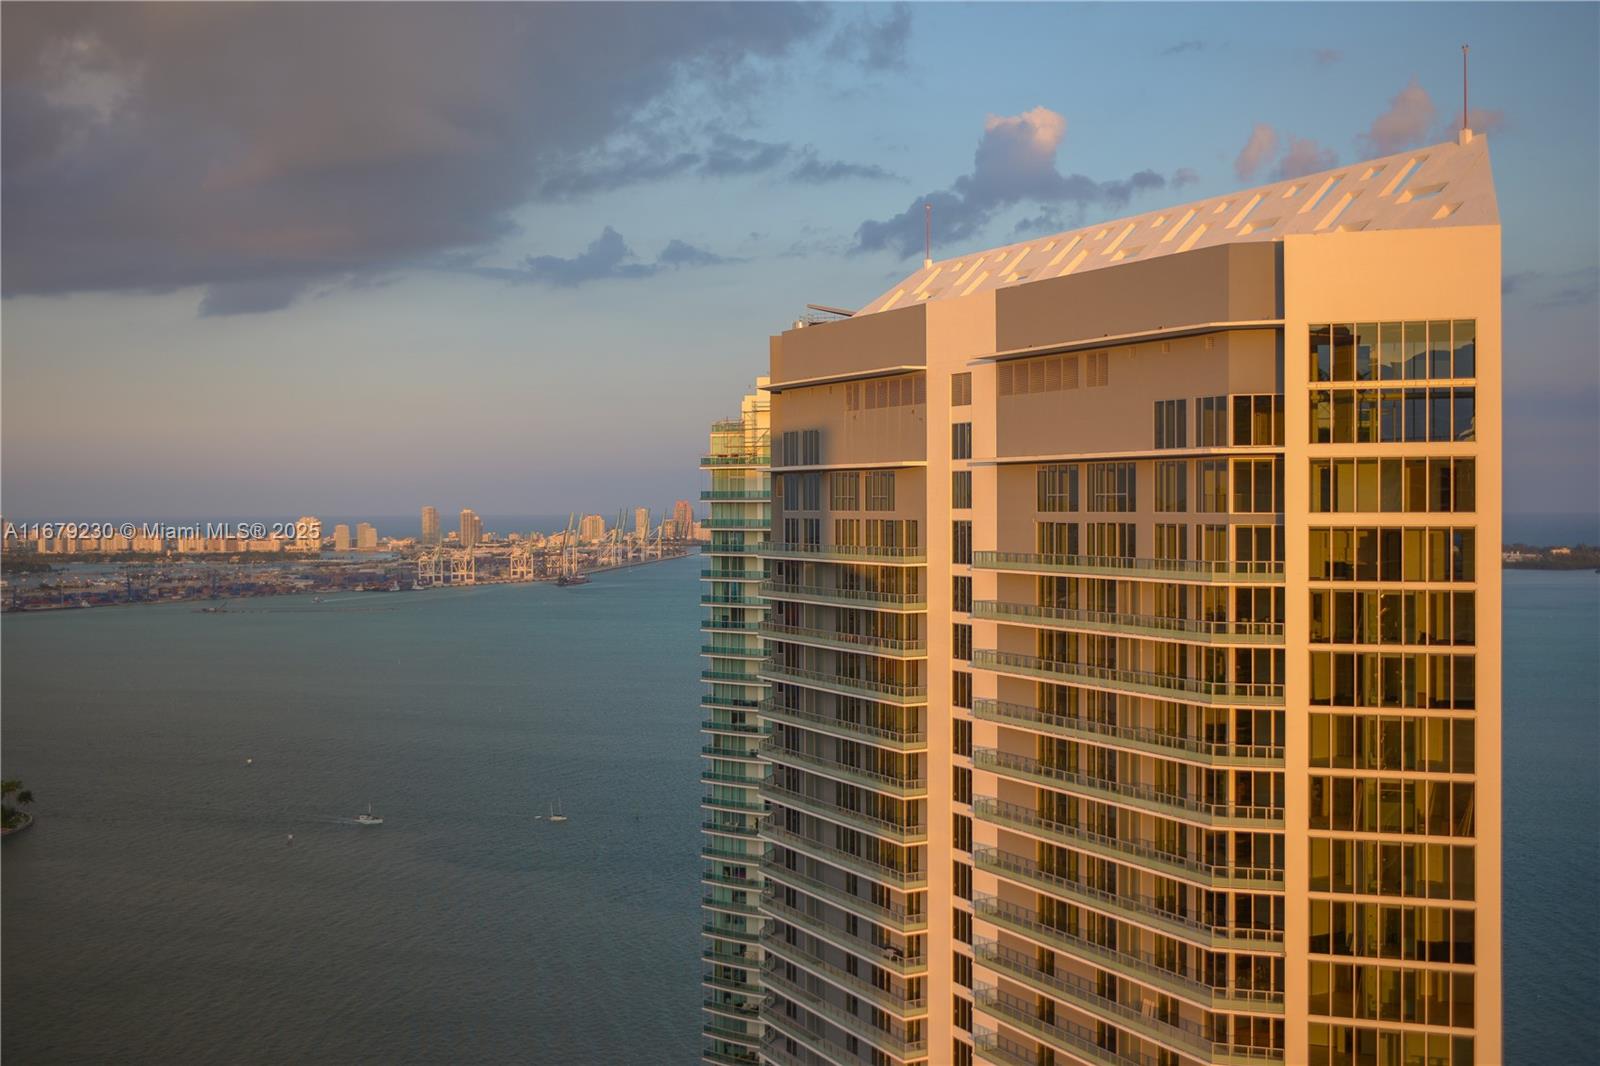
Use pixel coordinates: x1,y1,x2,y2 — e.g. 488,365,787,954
858,134,1498,316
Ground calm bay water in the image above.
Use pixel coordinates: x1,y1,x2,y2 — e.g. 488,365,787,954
2,556,705,1064
2,561,1596,1064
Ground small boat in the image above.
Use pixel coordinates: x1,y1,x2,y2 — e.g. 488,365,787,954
356,803,384,826
547,800,568,824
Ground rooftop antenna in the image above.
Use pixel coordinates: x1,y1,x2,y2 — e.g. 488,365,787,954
923,203,932,268
1460,44,1472,143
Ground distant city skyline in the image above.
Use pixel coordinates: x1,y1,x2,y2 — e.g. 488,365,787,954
2,4,1595,518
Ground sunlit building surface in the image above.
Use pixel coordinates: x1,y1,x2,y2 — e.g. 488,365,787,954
745,133,1499,1066
701,381,774,1066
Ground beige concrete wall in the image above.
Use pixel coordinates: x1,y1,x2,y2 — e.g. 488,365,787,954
994,242,1280,352
771,303,927,385
770,381,928,470
1281,224,1501,1065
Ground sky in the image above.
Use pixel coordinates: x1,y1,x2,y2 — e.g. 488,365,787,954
3,2,1597,522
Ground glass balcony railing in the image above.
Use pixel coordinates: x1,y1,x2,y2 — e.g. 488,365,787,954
760,581,926,610
972,845,1283,948
760,621,926,657
758,699,925,749
760,740,926,797
761,781,927,844
764,826,926,889
973,747,1284,826
973,599,1284,643
755,542,926,564
973,549,1283,584
974,796,1284,888
759,660,927,703
760,863,927,932
972,698,1284,765
972,648,1284,705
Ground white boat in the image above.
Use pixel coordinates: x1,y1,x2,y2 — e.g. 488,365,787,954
547,800,568,824
356,803,383,826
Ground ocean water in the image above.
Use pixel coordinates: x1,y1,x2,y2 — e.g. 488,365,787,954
3,560,1596,1064
2,556,705,1065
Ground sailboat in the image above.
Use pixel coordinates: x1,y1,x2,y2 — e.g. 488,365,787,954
356,802,383,826
547,800,569,824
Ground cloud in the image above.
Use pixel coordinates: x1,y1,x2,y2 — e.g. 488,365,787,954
479,226,735,287
1360,78,1437,156
1171,167,1200,188
1314,48,1342,65
1235,123,1280,180
1503,266,1599,308
1276,136,1338,179
828,4,912,71
1437,107,1509,142
790,152,899,185
0,4,881,313
1161,40,1205,56
854,106,1169,257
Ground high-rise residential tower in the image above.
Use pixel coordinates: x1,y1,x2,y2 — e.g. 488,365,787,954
743,134,1499,1066
677,499,698,537
459,508,481,549
700,381,773,1066
332,523,352,551
421,506,441,547
637,506,652,543
580,514,607,543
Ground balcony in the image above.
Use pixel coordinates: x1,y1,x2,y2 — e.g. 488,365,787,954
973,550,1283,584
760,660,927,704
761,621,927,659
763,964,929,1058
703,516,771,529
701,453,771,468
701,745,765,766
756,542,926,565
760,581,925,612
972,938,1284,1064
701,718,768,736
974,747,1284,828
973,648,1284,706
704,894,765,918
761,889,928,976
702,618,764,632
759,1007,919,1066
761,740,927,797
973,894,1284,1013
702,569,765,582
759,699,924,751
975,984,1161,1066
701,695,763,713
974,599,1283,644
761,863,927,933
764,825,927,889
760,936,928,1017
702,818,764,840
973,698,1284,767
702,668,765,686
701,593,764,608
703,792,767,814
702,489,771,500
762,781,927,844
975,796,1284,889
973,845,1283,949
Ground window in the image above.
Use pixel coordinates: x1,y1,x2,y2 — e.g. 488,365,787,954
779,429,821,465
953,670,972,708
1198,460,1229,513
865,471,895,511
952,422,972,460
951,372,972,406
1234,395,1286,446
1155,399,1188,449
1087,350,1110,387
953,717,972,757
953,575,972,613
954,766,971,805
997,353,1078,395
953,993,973,1032
954,953,973,989
953,623,972,661
800,473,820,511
830,472,859,510
1087,521,1136,558
952,520,972,564
1311,459,1476,513
952,470,972,509
954,908,972,944
1037,464,1079,512
953,813,972,853
1311,387,1474,444
848,372,926,411
1198,395,1229,447
1156,460,1188,512
1232,457,1284,514
1088,462,1137,512
1312,320,1476,383
953,860,972,900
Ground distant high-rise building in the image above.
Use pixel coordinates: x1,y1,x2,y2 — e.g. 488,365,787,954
421,506,440,547
459,509,481,549
724,134,1503,1066
294,516,322,552
635,506,650,542
356,522,378,551
673,498,695,535
579,513,606,542
332,524,352,551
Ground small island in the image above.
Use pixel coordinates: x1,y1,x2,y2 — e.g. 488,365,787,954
2,779,36,837
1502,543,1600,571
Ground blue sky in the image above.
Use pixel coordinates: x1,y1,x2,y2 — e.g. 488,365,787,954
3,3,1596,522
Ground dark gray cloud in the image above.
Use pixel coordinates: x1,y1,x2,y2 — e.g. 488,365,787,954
854,107,1176,258
790,152,899,185
1172,167,1200,187
1504,266,1599,308
1315,48,1343,65
475,226,733,287
1,3,893,313
828,4,912,70
537,130,899,195
1161,40,1205,56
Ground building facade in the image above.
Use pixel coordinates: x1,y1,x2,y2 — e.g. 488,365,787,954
580,513,608,543
637,506,652,543
421,506,441,547
356,522,378,551
332,523,352,551
459,508,481,549
742,135,1499,1066
701,382,774,1066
